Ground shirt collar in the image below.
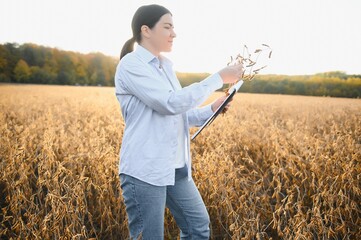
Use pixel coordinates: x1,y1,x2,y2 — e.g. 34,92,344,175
135,44,173,67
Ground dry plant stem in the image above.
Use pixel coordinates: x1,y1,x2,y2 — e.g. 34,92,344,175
225,44,272,93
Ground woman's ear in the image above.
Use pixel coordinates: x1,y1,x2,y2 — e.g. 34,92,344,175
141,25,151,39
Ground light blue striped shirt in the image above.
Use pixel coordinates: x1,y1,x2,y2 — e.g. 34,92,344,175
114,45,223,186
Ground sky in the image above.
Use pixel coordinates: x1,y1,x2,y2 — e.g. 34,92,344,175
1,0,361,75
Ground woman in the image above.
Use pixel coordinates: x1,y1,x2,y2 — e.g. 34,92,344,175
114,4,243,239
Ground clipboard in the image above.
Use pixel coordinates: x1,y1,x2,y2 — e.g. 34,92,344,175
191,80,244,140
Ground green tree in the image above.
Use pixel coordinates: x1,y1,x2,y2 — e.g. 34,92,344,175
13,59,31,82
29,66,56,84
1,43,21,82
0,51,9,82
75,62,88,85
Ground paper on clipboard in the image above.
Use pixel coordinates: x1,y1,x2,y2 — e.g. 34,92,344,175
191,80,244,140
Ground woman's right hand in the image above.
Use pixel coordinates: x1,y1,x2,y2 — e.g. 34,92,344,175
218,63,244,84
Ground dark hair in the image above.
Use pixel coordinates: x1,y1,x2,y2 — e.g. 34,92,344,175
120,4,172,60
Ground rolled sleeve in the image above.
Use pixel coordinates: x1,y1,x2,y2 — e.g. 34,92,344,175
199,72,223,93
187,104,214,127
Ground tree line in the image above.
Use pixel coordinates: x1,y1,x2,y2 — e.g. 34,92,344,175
1,42,360,98
0,42,117,86
177,72,361,98
237,73,361,98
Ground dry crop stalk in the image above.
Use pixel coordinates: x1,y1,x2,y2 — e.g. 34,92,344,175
1,82,360,239
224,44,272,95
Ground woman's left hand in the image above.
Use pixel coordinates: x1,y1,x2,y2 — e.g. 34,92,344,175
211,95,233,113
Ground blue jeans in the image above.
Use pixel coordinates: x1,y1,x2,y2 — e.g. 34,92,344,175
120,166,210,239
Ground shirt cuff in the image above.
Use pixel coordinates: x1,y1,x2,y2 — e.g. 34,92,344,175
202,72,223,92
200,104,214,120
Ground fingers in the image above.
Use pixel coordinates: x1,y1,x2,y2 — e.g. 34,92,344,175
212,95,232,113
219,65,243,84
222,103,231,114
228,63,243,79
234,63,244,79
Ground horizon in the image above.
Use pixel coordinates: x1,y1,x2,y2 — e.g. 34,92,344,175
2,41,360,77
1,0,361,75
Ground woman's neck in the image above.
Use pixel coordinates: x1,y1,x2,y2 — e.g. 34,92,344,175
139,42,160,57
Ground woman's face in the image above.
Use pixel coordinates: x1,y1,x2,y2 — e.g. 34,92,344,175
142,13,176,55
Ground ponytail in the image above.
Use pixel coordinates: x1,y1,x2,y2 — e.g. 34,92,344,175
120,38,136,60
